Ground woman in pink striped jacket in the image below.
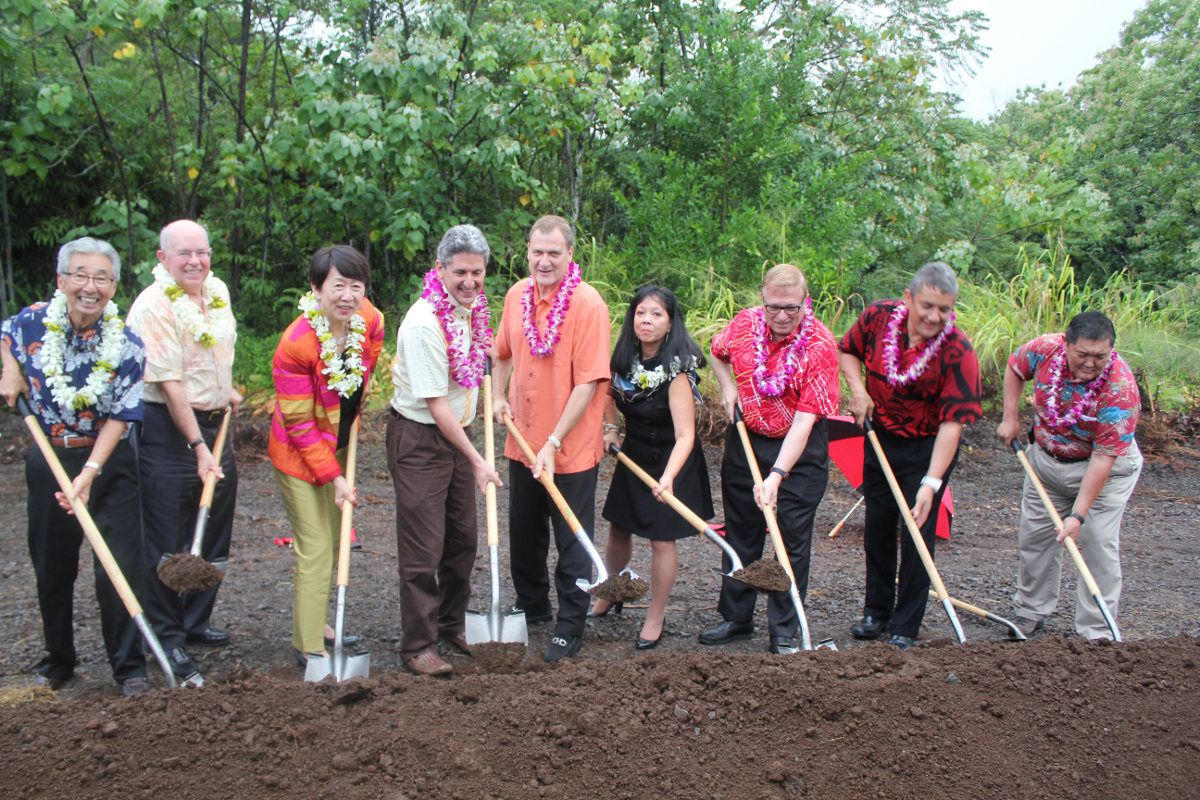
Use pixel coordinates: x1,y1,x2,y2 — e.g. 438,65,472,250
269,245,385,664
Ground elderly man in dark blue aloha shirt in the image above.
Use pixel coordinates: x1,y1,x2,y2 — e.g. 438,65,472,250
0,236,148,696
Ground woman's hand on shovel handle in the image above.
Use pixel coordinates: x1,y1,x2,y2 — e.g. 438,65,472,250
333,476,357,509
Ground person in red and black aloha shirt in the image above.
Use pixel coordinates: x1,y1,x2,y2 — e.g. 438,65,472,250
839,261,981,650
703,264,839,655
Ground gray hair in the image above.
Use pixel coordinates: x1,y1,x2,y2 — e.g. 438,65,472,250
908,261,958,297
57,237,121,280
436,224,490,267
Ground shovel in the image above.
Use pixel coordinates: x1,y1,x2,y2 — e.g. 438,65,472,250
17,397,178,689
732,407,830,652
1008,439,1122,642
502,414,642,597
465,362,528,647
926,590,1026,641
305,417,370,681
863,418,966,643
157,406,231,594
607,443,749,581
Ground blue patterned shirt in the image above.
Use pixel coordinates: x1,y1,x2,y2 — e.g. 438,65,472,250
2,302,145,437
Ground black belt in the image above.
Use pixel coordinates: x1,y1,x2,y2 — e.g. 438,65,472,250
1039,442,1089,464
194,407,228,424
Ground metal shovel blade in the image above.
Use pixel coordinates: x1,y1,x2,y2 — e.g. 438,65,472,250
815,638,838,651
304,650,370,682
466,545,529,646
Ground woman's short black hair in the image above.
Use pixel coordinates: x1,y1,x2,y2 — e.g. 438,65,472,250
309,245,370,293
610,285,706,376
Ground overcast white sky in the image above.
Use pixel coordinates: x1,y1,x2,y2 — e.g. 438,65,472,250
936,0,1149,120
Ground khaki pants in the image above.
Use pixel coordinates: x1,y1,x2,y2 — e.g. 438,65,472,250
1013,442,1142,639
274,449,348,654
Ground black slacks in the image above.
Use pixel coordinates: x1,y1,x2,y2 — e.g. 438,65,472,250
26,438,146,681
861,426,957,638
718,419,829,638
507,459,597,638
138,402,237,651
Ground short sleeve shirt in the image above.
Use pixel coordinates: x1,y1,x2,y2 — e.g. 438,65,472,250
839,299,982,437
494,278,611,474
1009,333,1140,459
711,308,840,438
390,296,480,427
125,274,236,410
2,302,144,437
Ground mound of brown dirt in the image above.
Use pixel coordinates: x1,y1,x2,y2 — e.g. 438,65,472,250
156,553,224,594
588,572,650,603
471,642,526,674
732,558,792,592
2,636,1197,799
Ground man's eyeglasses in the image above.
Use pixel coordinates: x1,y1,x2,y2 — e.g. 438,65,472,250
65,272,114,289
170,250,213,261
763,303,803,317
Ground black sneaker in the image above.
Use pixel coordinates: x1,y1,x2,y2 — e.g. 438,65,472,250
544,635,582,662
167,648,200,679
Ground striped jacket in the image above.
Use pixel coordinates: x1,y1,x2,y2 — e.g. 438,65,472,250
269,298,385,484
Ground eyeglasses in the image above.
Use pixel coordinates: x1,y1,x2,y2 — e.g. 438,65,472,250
763,303,803,317
170,250,213,261
66,272,114,288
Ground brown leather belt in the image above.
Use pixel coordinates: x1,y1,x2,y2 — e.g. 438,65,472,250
50,434,97,448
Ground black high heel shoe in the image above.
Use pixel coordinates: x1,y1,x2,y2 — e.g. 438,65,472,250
635,635,660,650
587,600,623,618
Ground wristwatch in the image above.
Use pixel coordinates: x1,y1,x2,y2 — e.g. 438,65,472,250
920,475,943,492
1066,511,1086,525
84,461,102,475
603,423,620,434
769,467,788,480
547,434,562,452
187,438,205,451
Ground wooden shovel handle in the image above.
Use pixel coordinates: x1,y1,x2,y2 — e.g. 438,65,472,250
335,417,360,588
503,414,585,533
198,406,232,508
863,420,952,602
1010,440,1104,598
611,445,709,533
17,398,144,618
732,409,798,585
483,367,499,549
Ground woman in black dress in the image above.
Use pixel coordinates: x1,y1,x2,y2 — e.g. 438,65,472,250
591,286,713,647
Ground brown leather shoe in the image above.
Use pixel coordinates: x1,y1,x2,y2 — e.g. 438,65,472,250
438,632,471,656
404,650,453,677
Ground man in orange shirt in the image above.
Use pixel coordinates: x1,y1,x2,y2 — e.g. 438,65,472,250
493,215,611,662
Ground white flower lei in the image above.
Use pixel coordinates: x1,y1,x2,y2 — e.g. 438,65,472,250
40,290,126,410
298,291,367,398
152,264,231,348
629,354,698,391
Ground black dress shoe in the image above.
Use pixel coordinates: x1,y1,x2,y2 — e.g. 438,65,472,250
32,671,72,691
887,634,914,650
852,616,888,640
324,633,362,649
635,636,660,650
544,634,582,662
769,636,799,655
587,601,623,619
698,620,754,645
167,648,200,679
507,605,553,624
186,628,230,647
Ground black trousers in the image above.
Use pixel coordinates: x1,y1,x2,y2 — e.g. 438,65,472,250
718,419,829,638
26,438,146,682
507,459,597,638
861,426,957,638
138,402,237,651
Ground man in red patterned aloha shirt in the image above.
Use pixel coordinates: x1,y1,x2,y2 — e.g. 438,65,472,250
839,262,981,650
997,311,1142,640
702,264,839,655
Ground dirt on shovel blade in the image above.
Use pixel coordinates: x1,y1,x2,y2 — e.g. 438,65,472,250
472,642,526,674
157,553,224,594
587,573,650,603
731,558,791,592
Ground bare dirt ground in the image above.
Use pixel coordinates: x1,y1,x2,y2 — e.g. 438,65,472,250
0,408,1198,798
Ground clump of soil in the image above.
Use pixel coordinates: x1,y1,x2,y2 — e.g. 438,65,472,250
587,572,650,603
731,557,791,592
156,553,224,594
472,642,526,673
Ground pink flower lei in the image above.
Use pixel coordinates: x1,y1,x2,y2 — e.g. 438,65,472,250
421,268,492,389
752,299,815,397
882,302,955,387
1043,339,1118,427
521,261,581,357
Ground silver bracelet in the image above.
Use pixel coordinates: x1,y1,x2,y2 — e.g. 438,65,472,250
920,475,943,492
603,423,620,434
547,434,562,452
84,461,103,475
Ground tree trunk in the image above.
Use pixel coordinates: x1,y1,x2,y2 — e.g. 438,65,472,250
151,34,186,216
1,166,12,319
227,0,253,304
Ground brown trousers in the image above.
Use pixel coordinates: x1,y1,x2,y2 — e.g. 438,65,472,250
386,409,478,661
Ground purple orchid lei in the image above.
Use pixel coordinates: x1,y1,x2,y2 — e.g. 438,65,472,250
421,268,492,389
521,261,581,357
752,298,815,397
1043,339,1118,427
882,303,955,387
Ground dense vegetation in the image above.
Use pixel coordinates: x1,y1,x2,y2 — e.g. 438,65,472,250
3,0,1197,403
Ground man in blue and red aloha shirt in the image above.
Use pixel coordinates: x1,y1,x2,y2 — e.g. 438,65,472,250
703,264,839,655
839,262,981,650
997,311,1142,640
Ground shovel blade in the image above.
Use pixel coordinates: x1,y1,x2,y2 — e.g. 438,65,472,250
464,611,491,646
304,652,370,682
499,612,528,645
